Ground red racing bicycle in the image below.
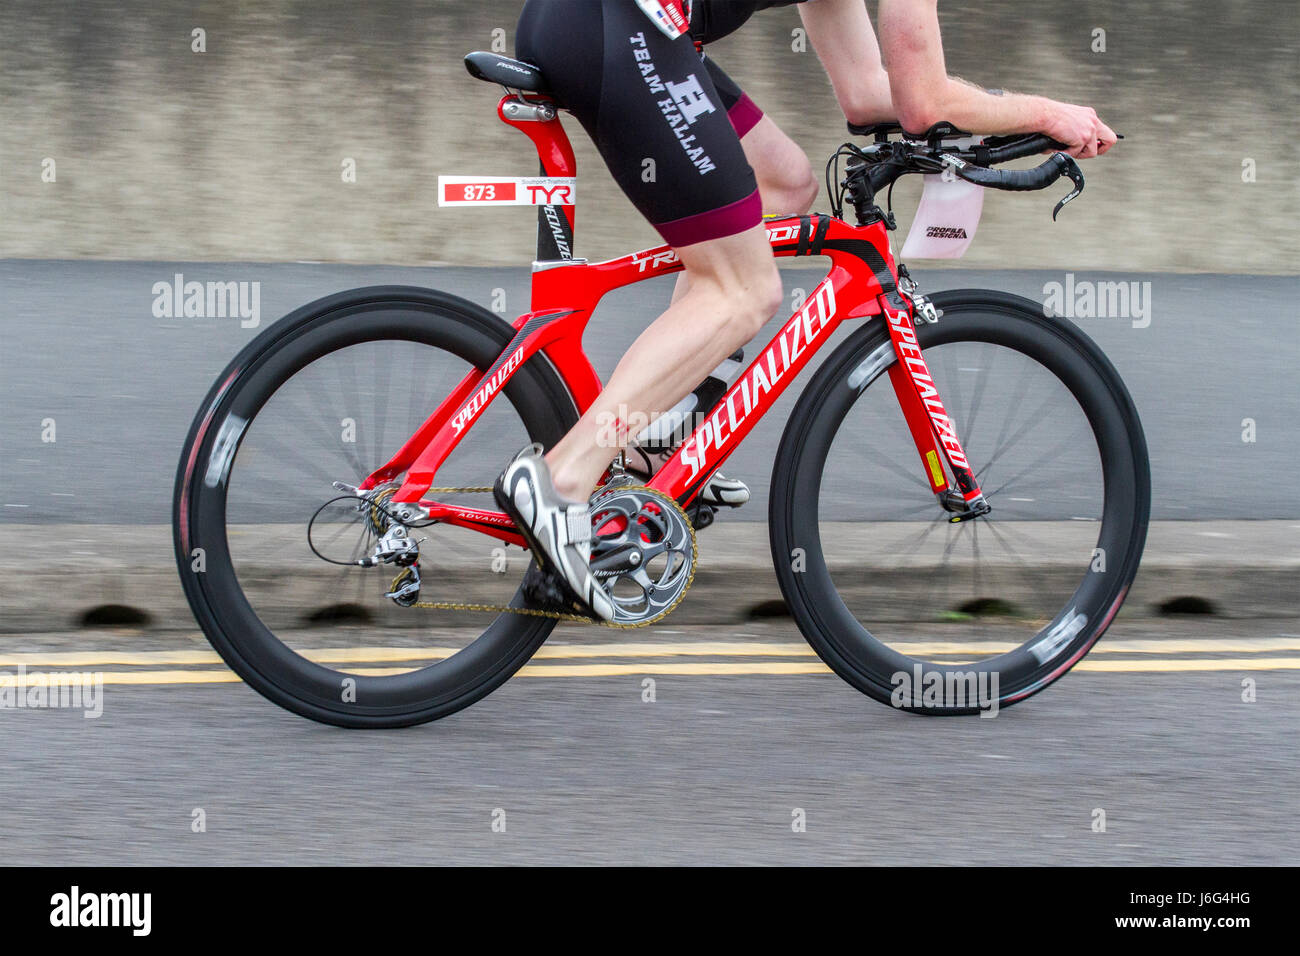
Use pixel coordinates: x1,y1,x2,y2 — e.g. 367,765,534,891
174,51,1149,727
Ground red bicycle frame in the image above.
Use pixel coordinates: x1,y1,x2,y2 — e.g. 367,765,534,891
359,95,987,545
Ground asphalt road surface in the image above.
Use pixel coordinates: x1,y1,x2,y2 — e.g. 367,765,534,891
1,615,1295,865
1,262,1297,523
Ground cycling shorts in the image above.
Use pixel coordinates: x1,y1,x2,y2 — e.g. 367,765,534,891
515,0,781,248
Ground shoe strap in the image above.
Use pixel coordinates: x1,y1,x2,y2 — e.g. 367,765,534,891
565,507,592,543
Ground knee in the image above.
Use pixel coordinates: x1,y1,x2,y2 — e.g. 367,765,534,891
689,265,780,345
726,265,784,342
760,153,819,216
791,158,820,213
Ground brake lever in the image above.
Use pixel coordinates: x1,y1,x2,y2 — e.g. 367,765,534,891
1047,129,1124,218
1051,153,1085,221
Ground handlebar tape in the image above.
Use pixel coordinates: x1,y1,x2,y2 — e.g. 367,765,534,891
953,152,1070,191
979,134,1064,165
953,152,1086,220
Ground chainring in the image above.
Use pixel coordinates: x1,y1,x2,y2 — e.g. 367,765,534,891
587,484,697,627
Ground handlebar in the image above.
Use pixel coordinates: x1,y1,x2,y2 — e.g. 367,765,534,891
828,125,1088,225
976,133,1063,164
944,150,1083,220
948,153,1065,190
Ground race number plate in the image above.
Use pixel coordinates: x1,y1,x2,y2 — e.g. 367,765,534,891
635,0,691,39
438,176,576,207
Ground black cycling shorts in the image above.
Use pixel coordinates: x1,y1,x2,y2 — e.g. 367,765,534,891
515,0,770,248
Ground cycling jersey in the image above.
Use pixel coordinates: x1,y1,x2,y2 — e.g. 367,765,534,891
690,1,806,44
515,0,811,248
690,1,813,137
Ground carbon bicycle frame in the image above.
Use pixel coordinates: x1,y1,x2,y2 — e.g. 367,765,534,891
359,95,986,546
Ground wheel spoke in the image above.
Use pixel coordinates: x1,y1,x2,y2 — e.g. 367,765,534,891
979,353,1037,481
983,416,1092,502
958,345,995,455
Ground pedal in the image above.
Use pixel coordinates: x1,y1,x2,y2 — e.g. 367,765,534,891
520,563,601,619
686,502,715,531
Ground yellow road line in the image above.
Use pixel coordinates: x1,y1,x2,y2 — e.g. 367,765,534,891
0,641,815,668
2,657,1299,686
518,657,1300,677
1082,638,1300,654
24,670,243,685
1075,657,1300,673
4,637,1300,670
518,661,833,677
0,641,819,668
0,649,224,667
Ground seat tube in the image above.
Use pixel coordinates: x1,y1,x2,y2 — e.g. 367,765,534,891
498,96,576,262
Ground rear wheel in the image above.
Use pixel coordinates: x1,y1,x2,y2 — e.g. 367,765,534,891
770,290,1149,714
173,286,578,727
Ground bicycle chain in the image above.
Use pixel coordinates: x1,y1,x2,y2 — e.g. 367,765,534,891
391,485,697,629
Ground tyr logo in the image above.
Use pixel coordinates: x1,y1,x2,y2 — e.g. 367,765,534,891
526,183,572,204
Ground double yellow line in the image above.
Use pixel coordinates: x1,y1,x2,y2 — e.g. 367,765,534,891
1,637,1297,685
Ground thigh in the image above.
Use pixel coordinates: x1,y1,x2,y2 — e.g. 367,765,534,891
701,59,813,211
738,114,809,181
701,56,764,139
519,0,761,248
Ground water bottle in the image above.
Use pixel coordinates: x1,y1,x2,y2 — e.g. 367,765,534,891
634,349,744,453
900,134,985,260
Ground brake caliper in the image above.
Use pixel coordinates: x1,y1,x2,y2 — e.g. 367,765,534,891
897,264,940,324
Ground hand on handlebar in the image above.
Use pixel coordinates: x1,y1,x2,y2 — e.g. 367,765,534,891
1036,98,1118,159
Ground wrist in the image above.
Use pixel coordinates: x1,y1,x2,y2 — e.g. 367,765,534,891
1022,94,1052,133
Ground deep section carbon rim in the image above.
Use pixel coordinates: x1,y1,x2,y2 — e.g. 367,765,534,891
174,289,578,727
771,290,1149,713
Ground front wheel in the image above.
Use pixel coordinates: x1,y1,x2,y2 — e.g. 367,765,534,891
770,290,1150,714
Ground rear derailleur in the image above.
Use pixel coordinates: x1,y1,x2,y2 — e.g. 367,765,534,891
333,483,426,607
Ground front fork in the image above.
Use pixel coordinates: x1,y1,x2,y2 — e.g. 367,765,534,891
880,272,990,523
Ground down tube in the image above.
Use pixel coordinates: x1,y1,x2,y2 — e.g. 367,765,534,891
650,269,853,507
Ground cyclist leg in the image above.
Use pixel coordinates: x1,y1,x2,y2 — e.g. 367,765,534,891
546,225,781,500
705,57,819,220
670,59,816,309
650,67,809,513
494,224,777,620
517,1,782,501
504,1,780,617
651,106,814,511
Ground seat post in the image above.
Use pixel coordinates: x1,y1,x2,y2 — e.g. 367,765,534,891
497,95,577,262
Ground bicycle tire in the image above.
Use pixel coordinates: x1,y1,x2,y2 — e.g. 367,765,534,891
173,286,579,728
769,289,1150,714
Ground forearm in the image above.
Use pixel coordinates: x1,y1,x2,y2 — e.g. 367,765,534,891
803,0,1109,154
802,0,1048,133
876,0,1048,135
798,0,893,125
917,76,1049,135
